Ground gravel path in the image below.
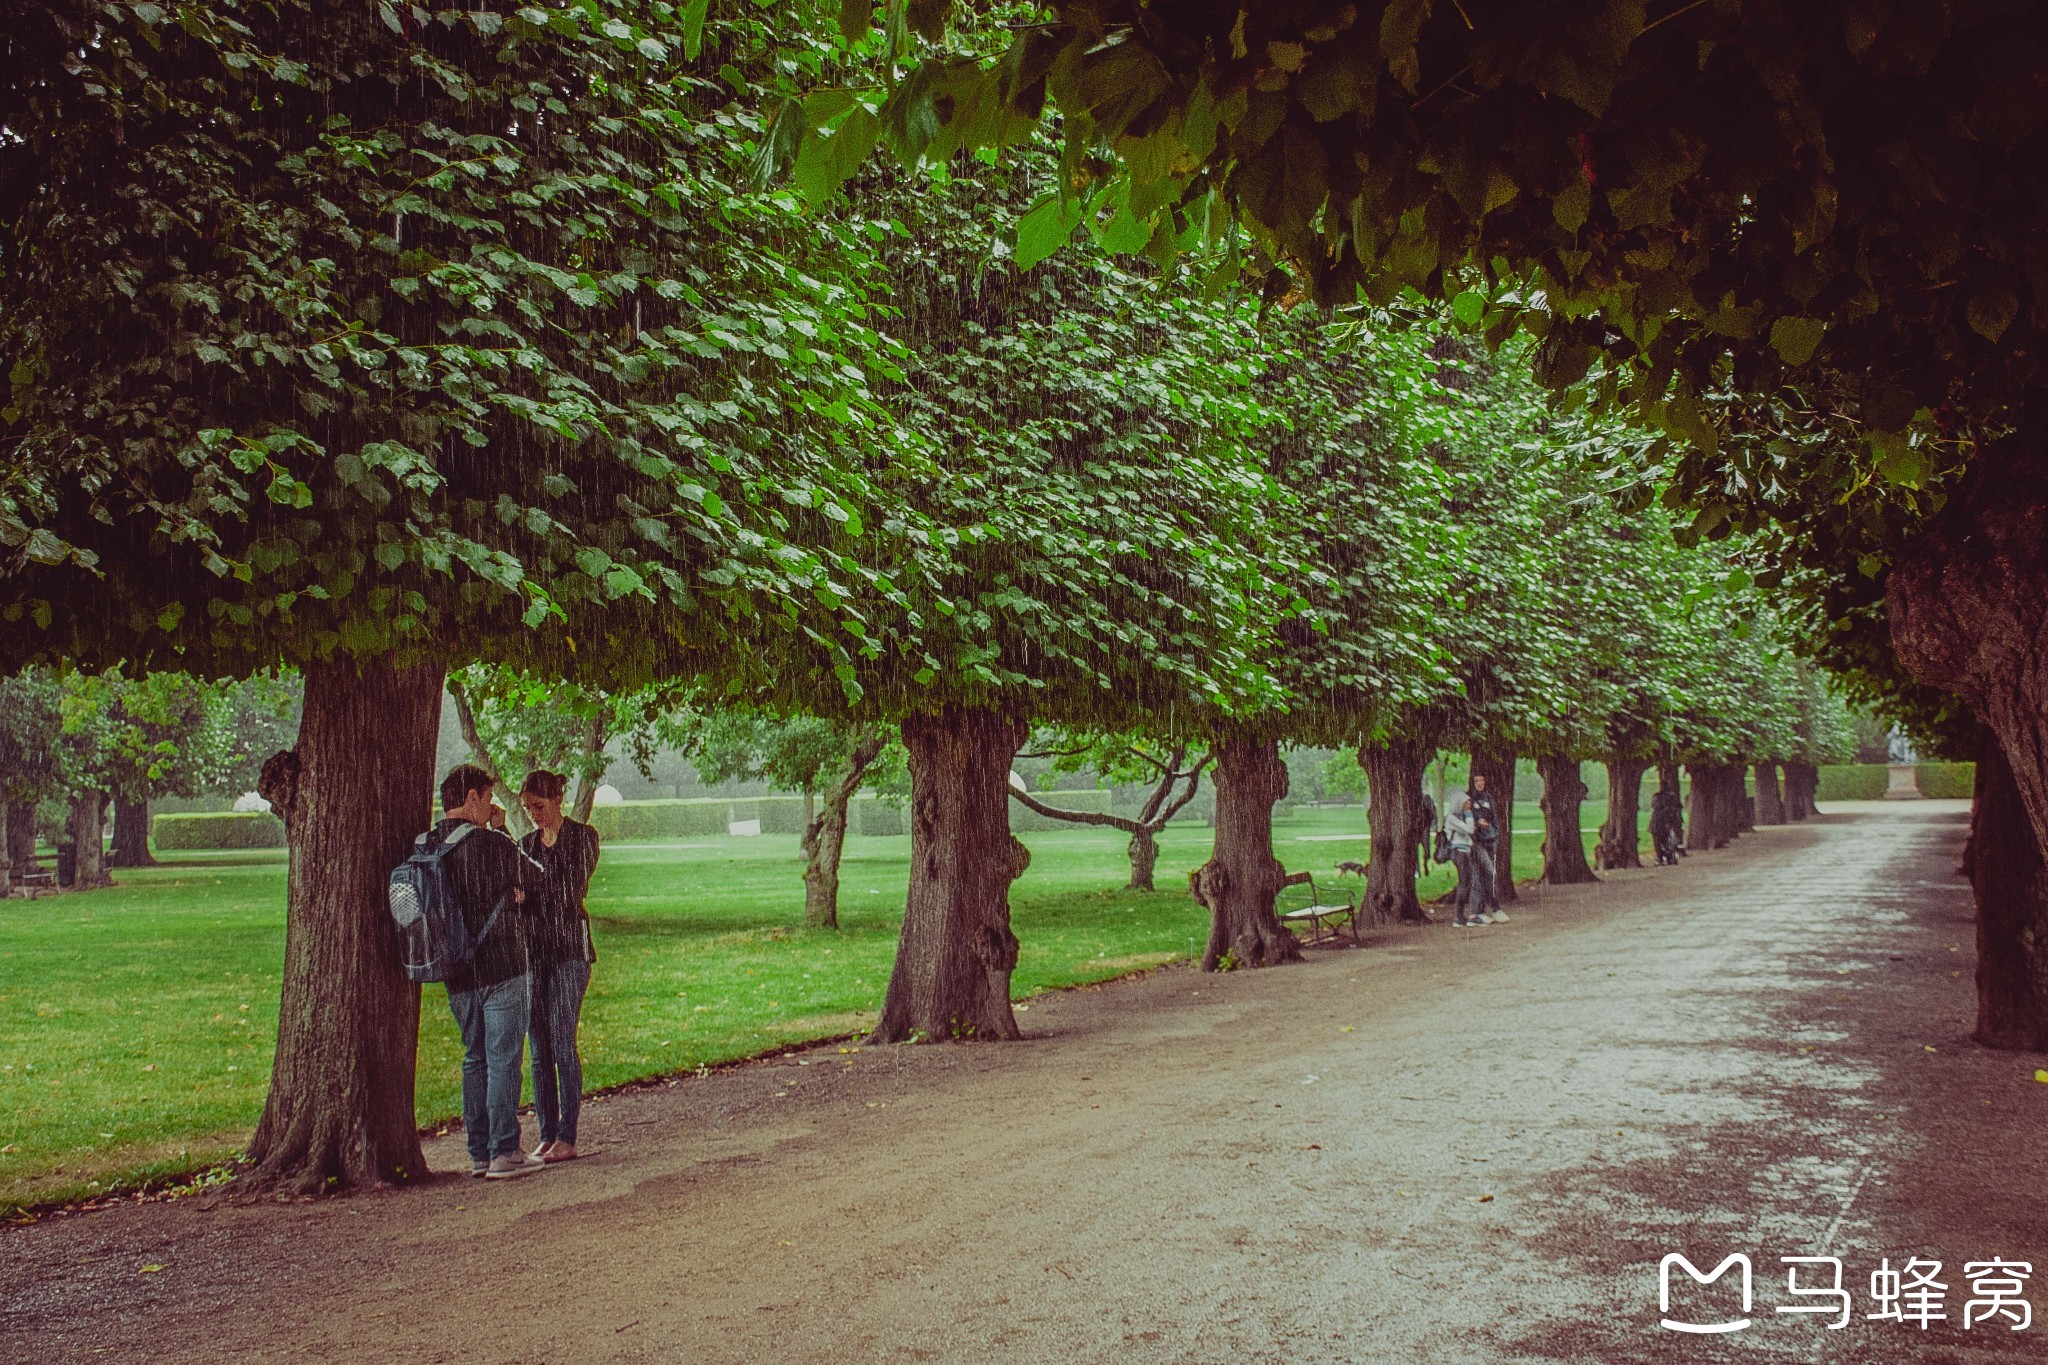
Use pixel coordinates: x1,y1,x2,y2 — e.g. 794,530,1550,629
3,799,2042,1363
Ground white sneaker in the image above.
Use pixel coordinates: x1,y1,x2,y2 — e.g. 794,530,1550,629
485,1152,546,1180
1491,909,1510,922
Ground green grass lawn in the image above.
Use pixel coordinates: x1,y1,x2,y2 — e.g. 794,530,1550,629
0,799,1620,1213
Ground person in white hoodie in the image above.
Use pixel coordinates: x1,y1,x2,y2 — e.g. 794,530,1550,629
1445,797,1487,927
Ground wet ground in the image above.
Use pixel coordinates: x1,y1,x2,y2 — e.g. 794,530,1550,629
2,800,2042,1363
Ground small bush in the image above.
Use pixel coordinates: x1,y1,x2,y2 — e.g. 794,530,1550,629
1815,764,1889,802
758,795,810,835
588,800,733,842
852,798,905,837
153,812,287,850
1916,763,1976,800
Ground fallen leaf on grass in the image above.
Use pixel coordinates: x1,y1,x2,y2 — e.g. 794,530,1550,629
140,1264,165,1274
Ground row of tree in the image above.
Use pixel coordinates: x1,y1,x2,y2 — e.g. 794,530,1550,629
0,1,1880,1198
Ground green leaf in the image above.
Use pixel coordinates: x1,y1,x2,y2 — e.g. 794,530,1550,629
1015,193,1085,270
792,107,882,206
1451,289,1485,328
1768,316,1825,366
750,98,806,191
680,0,709,61
1552,180,1591,234
1967,289,2018,343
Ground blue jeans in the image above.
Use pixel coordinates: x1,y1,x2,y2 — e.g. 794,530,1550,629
1450,848,1475,920
529,958,590,1146
448,974,529,1163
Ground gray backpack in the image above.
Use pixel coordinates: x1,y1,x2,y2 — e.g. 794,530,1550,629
388,824,506,984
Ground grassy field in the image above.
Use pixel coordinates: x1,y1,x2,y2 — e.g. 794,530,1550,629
0,800,1617,1213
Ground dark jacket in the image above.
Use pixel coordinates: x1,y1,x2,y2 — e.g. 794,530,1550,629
519,819,600,969
437,818,532,992
1467,788,1501,846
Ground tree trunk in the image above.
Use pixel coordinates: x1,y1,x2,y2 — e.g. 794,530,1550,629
1890,433,2048,877
108,791,156,867
0,802,8,896
1783,761,1819,820
1685,763,1726,851
1470,748,1519,902
1594,757,1648,870
1360,738,1430,924
569,712,606,824
445,676,531,839
5,800,33,880
1127,826,1160,891
241,655,443,1195
1732,760,1756,833
871,709,1030,1043
68,793,112,889
801,728,885,931
1967,733,2048,1050
1537,755,1600,884
1752,762,1785,824
1190,733,1302,970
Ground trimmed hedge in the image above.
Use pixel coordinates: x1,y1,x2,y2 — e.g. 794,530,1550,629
1916,762,1976,800
852,798,905,837
587,799,733,842
1814,764,1889,802
153,811,286,850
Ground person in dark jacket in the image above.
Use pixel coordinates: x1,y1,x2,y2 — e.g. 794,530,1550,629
437,764,541,1180
1465,772,1506,923
518,769,601,1163
1650,786,1686,865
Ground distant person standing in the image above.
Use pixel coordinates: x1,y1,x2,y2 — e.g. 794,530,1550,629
436,764,542,1180
519,770,602,1164
1466,772,1506,924
1650,786,1685,865
1446,797,1483,927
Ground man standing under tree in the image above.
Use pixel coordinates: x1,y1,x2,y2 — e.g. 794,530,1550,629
435,765,542,1180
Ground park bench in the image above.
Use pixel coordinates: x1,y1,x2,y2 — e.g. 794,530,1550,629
1278,871,1358,945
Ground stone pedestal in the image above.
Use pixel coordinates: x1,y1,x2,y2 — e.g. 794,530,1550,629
1885,762,1923,799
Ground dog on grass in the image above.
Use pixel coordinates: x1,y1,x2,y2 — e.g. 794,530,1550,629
1334,860,1369,878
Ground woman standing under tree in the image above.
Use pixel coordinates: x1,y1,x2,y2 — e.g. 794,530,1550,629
518,770,601,1163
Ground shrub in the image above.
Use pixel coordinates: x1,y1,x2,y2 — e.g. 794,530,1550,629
1916,763,1976,800
1815,764,1889,802
587,800,733,842
852,798,905,837
758,795,810,835
153,811,287,850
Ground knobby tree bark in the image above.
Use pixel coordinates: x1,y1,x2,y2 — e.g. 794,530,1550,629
67,792,112,889
1781,762,1820,820
1753,762,1785,825
243,655,444,1195
108,792,156,868
1594,756,1648,870
1537,755,1600,884
0,802,10,896
1008,745,1209,891
1190,733,1303,970
1360,737,1432,924
1966,733,2048,1050
801,726,887,930
1469,748,1519,902
871,709,1031,1043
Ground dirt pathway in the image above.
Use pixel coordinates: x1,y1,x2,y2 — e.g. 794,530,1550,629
3,801,2043,1363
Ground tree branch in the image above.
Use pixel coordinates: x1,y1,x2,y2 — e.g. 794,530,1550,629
1007,786,1140,833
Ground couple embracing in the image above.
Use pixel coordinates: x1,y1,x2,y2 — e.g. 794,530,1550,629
429,764,601,1178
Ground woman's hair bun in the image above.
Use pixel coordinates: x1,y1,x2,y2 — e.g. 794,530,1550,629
520,769,569,801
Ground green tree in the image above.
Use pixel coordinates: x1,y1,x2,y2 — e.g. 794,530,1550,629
1007,730,1211,892
0,0,927,1194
